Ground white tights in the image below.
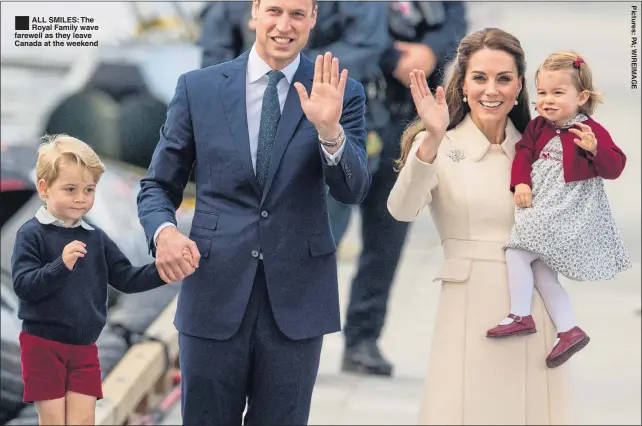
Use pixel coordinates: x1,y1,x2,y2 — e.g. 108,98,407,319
502,248,576,337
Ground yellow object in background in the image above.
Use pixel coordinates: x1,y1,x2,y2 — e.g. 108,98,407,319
366,131,383,158
179,197,196,211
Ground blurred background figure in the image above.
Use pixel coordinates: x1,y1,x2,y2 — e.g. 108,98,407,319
199,2,255,68
337,1,468,377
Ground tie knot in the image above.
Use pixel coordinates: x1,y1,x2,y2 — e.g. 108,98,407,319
267,70,285,87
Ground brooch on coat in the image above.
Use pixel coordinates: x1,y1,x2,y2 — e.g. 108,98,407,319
446,147,466,163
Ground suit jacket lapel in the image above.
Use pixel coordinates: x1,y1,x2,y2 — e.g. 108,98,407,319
220,51,262,198
261,55,314,203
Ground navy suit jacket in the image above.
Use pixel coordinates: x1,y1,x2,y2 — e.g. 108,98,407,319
137,51,370,341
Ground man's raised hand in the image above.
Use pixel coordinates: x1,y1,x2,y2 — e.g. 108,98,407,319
294,52,348,141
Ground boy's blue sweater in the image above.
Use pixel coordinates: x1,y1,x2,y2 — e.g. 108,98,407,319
11,218,165,345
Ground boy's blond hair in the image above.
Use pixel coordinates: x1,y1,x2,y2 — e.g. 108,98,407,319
36,134,105,186
535,50,604,116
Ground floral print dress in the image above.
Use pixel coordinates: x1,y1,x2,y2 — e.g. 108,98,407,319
505,114,632,281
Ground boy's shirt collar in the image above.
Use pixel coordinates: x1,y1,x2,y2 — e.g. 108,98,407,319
35,206,94,230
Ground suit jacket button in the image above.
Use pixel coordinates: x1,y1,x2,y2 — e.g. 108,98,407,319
252,250,259,258
261,211,268,218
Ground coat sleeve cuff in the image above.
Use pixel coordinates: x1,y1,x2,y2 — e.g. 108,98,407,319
406,137,439,180
387,134,438,222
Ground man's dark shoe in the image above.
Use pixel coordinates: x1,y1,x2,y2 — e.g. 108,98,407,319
341,340,393,377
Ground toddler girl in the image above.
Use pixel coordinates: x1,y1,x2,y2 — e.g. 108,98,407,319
486,51,632,368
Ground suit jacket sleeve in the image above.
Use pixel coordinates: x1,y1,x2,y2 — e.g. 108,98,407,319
304,3,388,83
322,81,370,205
510,118,539,192
137,73,196,255
585,120,627,179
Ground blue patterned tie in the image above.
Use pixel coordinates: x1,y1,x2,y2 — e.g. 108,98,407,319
256,70,285,190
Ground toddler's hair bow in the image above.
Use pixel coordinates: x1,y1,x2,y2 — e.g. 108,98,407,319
573,56,584,69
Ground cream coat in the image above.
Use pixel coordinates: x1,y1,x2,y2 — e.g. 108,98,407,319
388,114,574,425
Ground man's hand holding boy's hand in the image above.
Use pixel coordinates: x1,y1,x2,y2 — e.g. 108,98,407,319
155,227,199,283
155,248,197,284
157,248,197,284
62,240,87,270
182,247,197,268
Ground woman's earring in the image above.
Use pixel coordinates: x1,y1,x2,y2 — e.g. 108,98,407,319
463,95,468,102
515,99,519,105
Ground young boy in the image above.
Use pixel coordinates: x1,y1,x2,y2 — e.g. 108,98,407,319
11,134,172,425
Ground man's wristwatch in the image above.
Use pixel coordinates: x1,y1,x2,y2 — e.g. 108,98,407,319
318,127,345,148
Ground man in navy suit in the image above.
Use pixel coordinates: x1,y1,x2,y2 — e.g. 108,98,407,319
136,0,370,424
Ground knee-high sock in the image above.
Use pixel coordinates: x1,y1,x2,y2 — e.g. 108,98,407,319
501,248,538,324
532,259,576,340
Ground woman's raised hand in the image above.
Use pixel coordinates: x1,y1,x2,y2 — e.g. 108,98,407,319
409,69,449,161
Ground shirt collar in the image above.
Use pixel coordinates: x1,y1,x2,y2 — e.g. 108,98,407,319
447,113,522,162
35,206,94,230
247,43,300,85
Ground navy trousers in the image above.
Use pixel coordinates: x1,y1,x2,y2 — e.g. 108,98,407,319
178,262,323,425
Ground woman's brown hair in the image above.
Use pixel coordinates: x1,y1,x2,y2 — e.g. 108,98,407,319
396,28,532,170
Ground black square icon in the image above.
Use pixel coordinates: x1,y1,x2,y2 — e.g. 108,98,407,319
15,16,29,31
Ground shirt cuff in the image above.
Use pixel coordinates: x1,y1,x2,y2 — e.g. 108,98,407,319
321,140,346,166
154,222,176,247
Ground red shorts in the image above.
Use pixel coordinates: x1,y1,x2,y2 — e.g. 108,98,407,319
19,331,103,403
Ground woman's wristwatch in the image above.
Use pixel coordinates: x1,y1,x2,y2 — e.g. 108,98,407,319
318,127,345,148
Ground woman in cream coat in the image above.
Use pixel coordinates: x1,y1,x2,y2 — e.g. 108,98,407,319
388,28,574,425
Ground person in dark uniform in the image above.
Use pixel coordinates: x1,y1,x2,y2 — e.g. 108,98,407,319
199,2,259,68
335,1,468,377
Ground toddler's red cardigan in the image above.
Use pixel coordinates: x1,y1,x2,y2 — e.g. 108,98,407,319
510,115,626,192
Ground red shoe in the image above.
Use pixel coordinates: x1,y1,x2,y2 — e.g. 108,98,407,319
546,326,590,368
486,314,537,338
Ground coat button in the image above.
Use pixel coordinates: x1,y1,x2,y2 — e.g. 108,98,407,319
261,211,268,218
556,129,561,134
251,250,259,258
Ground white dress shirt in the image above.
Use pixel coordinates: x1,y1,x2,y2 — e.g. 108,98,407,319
245,44,345,172
154,44,345,246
